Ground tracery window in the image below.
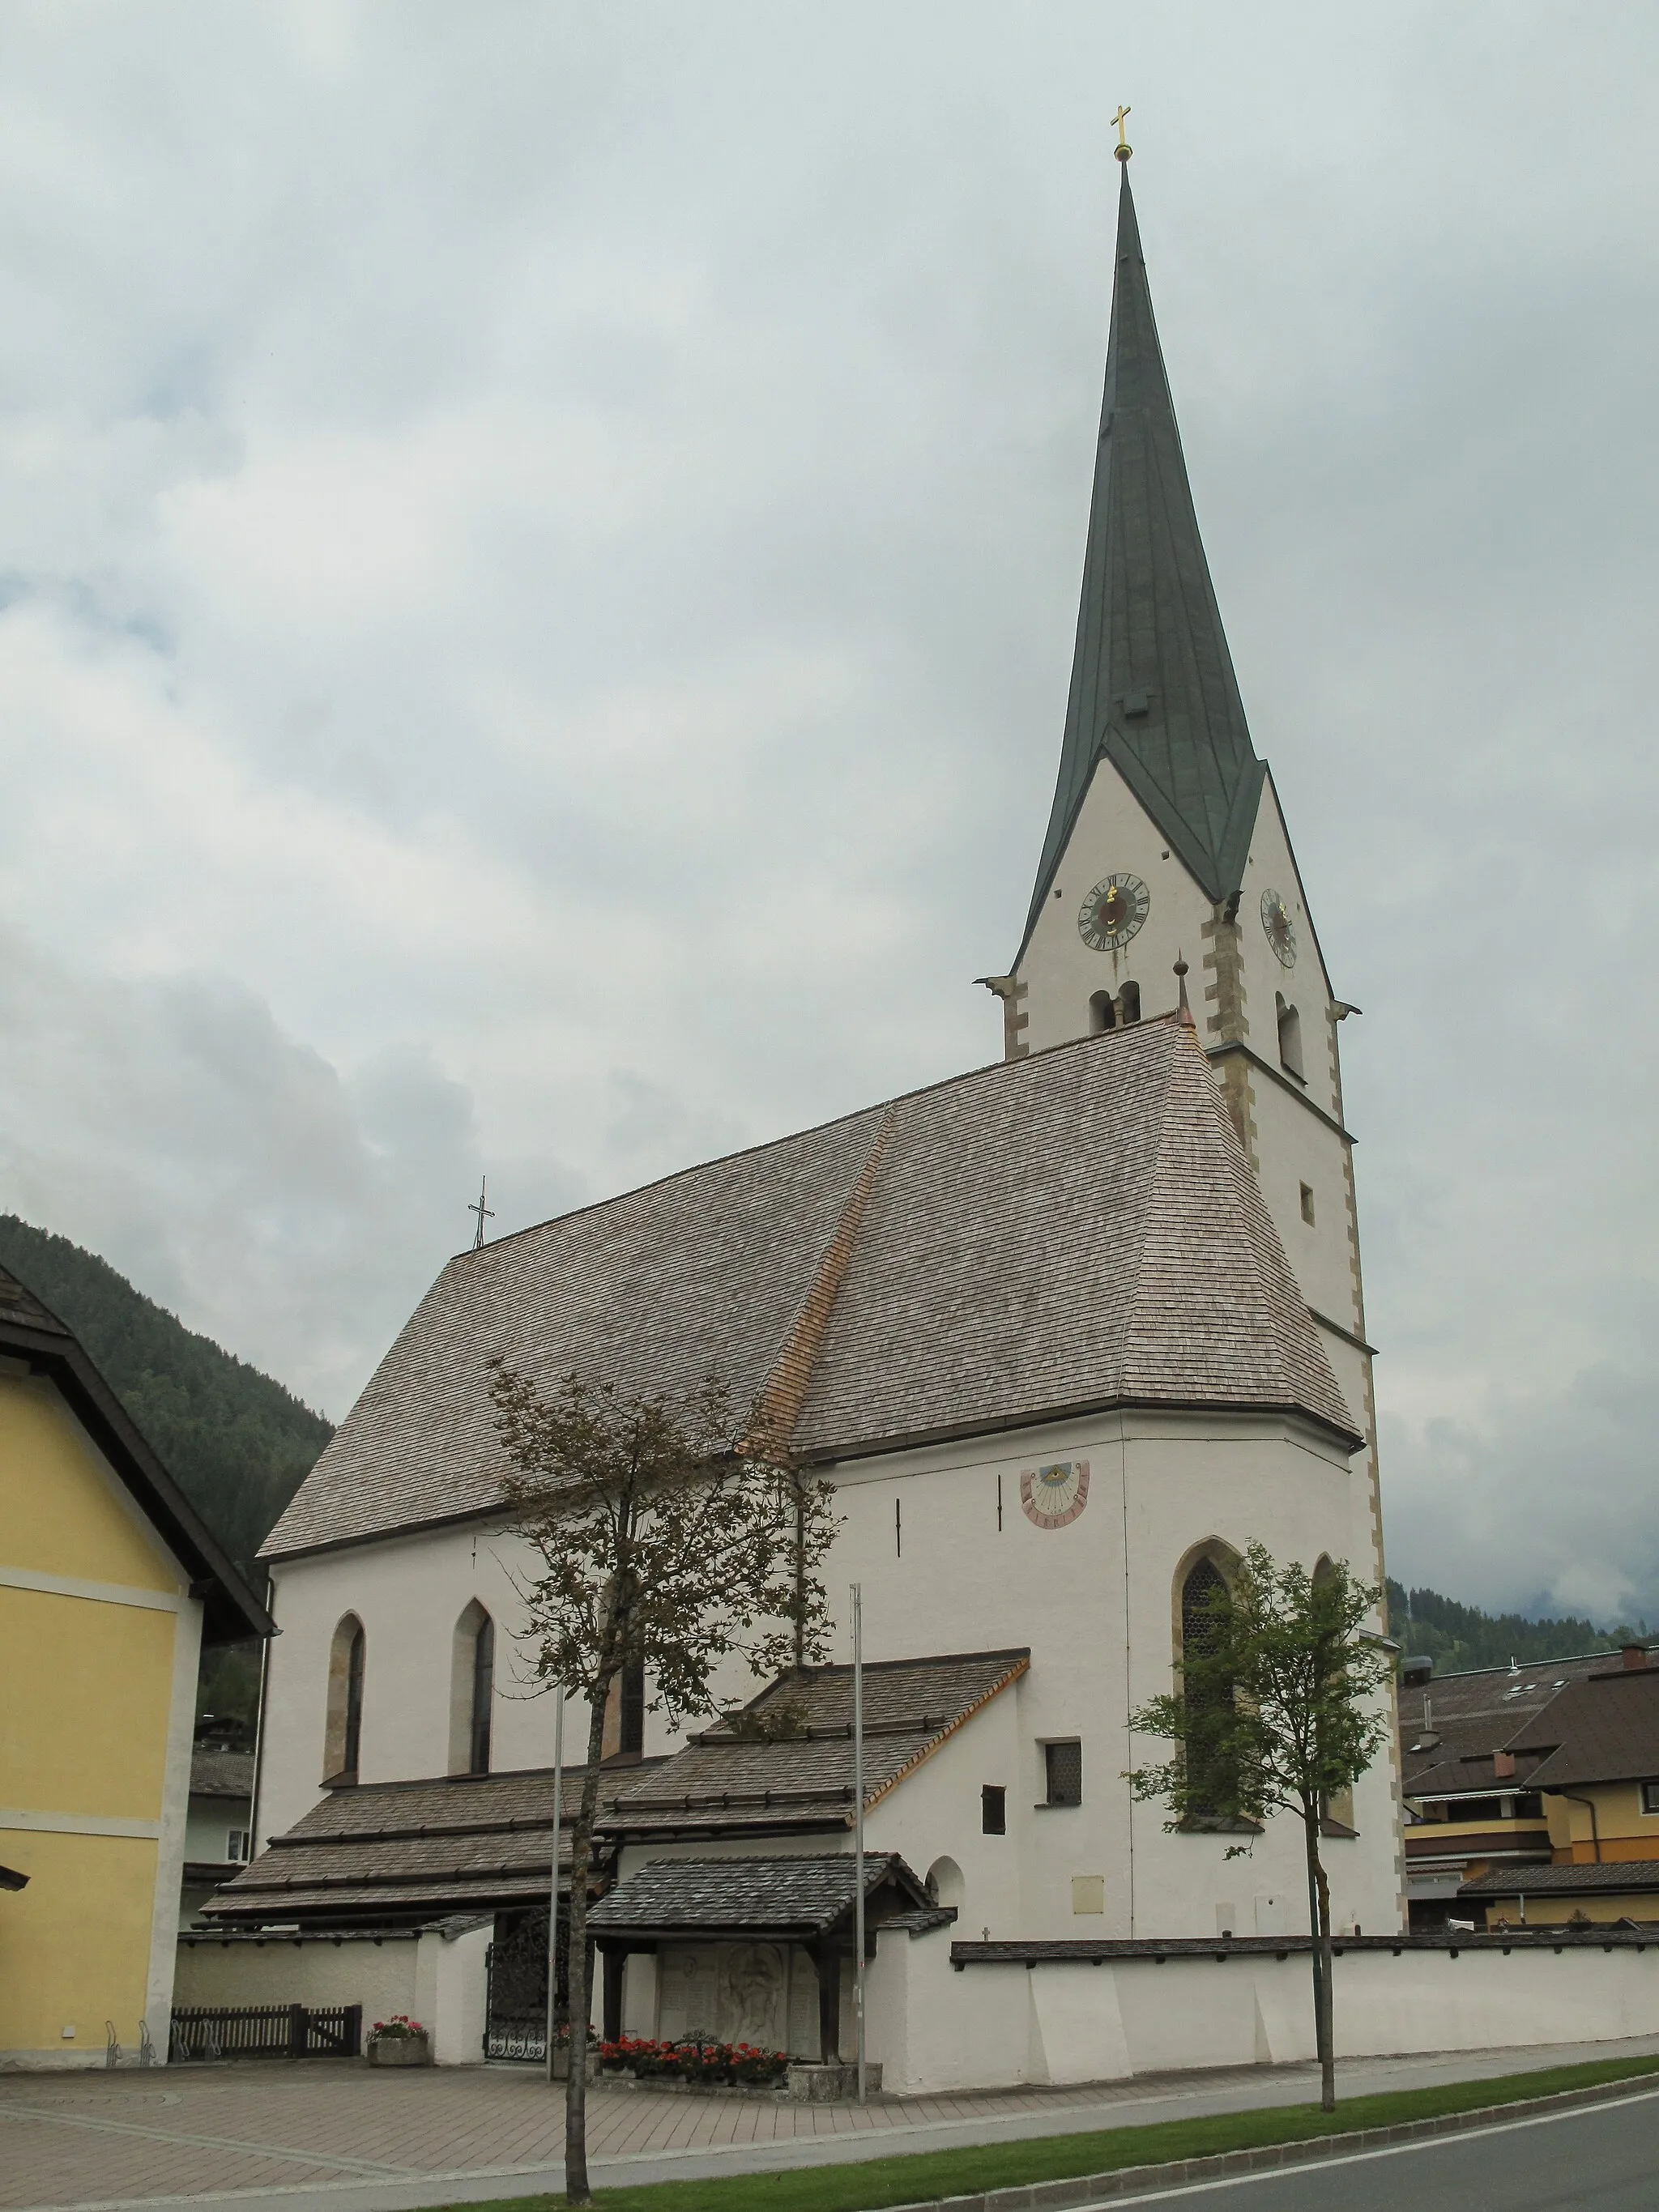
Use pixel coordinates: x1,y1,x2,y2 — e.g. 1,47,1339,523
1179,1556,1235,1819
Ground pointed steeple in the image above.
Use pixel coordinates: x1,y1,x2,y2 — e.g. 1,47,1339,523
1021,166,1264,948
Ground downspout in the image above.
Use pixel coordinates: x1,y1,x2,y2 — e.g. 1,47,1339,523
246,1574,277,1861
1561,1793,1601,1864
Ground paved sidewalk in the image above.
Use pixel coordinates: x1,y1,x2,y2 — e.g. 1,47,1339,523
4,2034,1658,2212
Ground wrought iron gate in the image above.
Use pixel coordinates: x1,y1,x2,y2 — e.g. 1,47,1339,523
484,1905,567,2061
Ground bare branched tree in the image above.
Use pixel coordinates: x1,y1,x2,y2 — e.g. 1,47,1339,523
488,1361,838,2206
1126,1544,1392,2112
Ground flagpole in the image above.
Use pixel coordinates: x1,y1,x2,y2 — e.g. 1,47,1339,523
544,1686,565,2083
851,1581,866,2106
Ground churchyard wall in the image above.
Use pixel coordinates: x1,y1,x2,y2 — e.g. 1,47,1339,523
173,1924,489,2064
872,1940,1659,2093
174,1929,420,2022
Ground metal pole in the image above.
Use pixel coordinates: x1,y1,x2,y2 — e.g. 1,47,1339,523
544,1686,565,2082
851,1582,866,2105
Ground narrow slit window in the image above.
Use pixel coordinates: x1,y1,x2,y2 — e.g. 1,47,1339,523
620,1658,645,1758
1118,981,1141,1024
981,1784,1007,1835
468,1613,495,1775
1089,990,1115,1034
895,1497,902,1558
1299,1182,1316,1225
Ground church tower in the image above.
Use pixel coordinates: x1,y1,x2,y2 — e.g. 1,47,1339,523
992,156,1385,1603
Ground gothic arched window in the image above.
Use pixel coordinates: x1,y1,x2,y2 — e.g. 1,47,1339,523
324,1614,366,1784
450,1602,496,1775
1179,1556,1235,1820
1276,994,1303,1080
1311,1557,1357,1834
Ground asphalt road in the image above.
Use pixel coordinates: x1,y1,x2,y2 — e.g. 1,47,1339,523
1111,2087,1659,2208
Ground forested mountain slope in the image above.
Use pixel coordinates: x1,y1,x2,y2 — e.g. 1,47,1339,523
1388,1579,1633,1675
0,1216,331,1583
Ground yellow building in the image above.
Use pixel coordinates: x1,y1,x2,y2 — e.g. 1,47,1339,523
0,1264,270,2067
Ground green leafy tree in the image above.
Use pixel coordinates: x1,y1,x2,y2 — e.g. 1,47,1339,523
1127,1545,1392,2112
488,1362,838,2209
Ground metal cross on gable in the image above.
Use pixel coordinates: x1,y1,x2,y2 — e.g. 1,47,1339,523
468,1175,495,1251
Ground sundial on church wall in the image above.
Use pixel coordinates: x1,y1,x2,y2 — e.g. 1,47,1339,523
1020,1459,1090,1529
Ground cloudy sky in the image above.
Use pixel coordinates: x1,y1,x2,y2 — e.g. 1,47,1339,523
0,4,1655,1625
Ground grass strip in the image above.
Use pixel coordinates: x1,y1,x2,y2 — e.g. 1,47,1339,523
455,2049,1659,2212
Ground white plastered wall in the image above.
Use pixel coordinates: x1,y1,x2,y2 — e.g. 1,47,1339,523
818,1408,1398,1944
173,1933,420,2022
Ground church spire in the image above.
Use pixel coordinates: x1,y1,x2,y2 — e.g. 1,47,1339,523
1021,163,1264,949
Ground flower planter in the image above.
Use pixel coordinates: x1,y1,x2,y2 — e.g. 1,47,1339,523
367,2034,431,2068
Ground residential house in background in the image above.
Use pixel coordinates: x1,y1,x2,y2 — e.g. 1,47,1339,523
0,1264,271,2067
1401,1647,1659,1929
180,1747,254,1929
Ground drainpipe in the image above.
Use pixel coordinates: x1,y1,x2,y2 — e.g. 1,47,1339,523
1561,1793,1601,1864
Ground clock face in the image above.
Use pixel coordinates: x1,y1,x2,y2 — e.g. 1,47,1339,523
1020,1459,1090,1530
1077,874,1149,952
1260,889,1298,968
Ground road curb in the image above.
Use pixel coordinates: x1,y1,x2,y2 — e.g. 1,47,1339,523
880,2069,1659,2210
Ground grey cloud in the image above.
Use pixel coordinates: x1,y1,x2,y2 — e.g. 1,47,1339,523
0,6,1654,1607
0,924,506,1413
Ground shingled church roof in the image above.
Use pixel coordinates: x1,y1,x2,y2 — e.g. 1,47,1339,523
262,1016,1359,1560
1019,165,1264,953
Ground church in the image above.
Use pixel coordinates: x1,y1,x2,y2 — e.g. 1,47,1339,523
195,157,1407,2087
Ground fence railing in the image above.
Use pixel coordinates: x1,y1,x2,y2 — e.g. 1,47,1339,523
169,2003,362,2061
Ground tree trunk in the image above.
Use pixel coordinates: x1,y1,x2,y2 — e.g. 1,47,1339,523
561,1690,610,2207
1302,1808,1336,2112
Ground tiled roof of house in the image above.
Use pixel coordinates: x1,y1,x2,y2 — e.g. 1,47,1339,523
190,1750,254,1801
1399,1652,1617,1801
1511,1667,1659,1790
1460,1860,1659,1898
601,1649,1029,1841
588,1853,938,1938
264,1019,1358,1559
203,1762,659,1925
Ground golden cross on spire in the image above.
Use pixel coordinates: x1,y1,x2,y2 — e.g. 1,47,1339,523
1111,104,1132,163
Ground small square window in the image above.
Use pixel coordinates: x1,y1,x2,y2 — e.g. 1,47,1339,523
982,1784,1006,1835
1299,1183,1316,1226
1641,1782,1659,1816
1044,1741,1083,1807
227,1828,251,1863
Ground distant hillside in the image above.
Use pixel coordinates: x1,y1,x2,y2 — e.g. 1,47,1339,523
1388,1579,1636,1675
0,1217,331,1586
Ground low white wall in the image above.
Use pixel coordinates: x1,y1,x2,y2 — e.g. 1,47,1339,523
175,1928,491,2066
173,1934,420,2025
416,1925,491,2066
877,1940,1659,2095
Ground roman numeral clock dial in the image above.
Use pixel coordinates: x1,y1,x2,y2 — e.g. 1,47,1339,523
1077,872,1149,952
